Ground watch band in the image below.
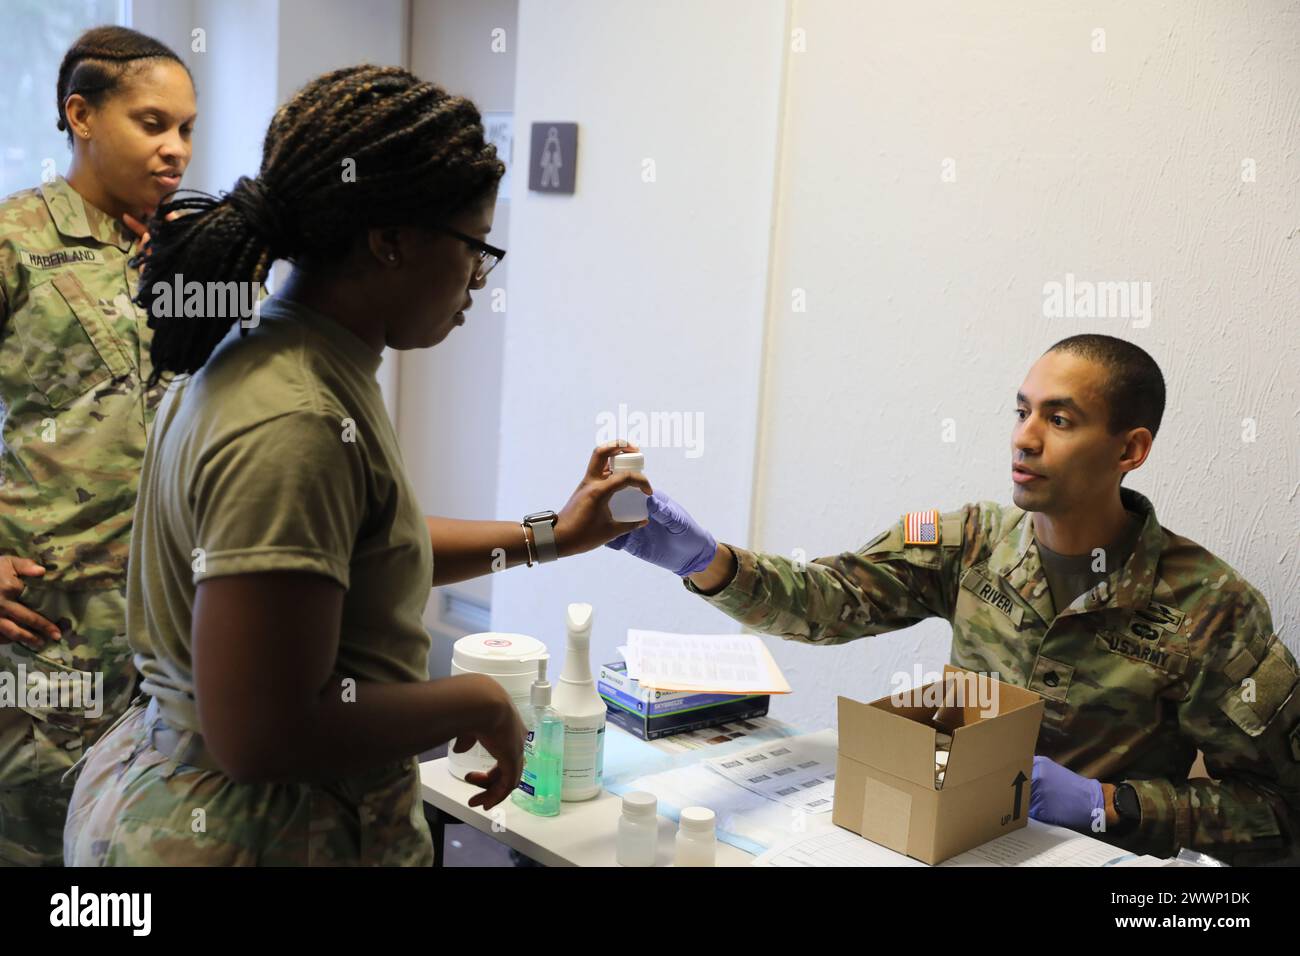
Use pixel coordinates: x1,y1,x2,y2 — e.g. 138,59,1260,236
523,511,559,563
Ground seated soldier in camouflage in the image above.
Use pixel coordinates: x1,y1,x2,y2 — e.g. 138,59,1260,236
608,334,1300,866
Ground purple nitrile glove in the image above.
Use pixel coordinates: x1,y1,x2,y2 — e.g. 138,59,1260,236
604,490,717,576
1029,755,1105,830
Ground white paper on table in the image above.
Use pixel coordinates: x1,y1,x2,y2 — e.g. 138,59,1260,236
754,826,926,867
755,818,1143,867
1111,855,1173,867
937,819,1139,867
625,629,791,694
705,731,838,814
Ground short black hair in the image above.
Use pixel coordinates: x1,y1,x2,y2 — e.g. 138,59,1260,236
1045,334,1166,440
56,26,189,144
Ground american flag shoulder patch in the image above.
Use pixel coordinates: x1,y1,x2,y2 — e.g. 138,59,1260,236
903,509,940,546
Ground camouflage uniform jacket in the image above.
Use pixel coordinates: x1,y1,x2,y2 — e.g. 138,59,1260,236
685,487,1300,865
0,174,161,587
0,175,163,736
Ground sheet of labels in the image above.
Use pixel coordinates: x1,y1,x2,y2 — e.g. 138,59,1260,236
704,733,837,814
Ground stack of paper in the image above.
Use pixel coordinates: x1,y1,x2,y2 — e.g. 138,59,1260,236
619,629,792,694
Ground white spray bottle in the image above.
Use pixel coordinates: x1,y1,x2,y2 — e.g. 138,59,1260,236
552,602,606,801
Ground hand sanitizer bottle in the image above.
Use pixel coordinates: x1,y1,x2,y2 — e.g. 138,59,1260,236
511,659,564,817
552,602,606,801
608,452,649,522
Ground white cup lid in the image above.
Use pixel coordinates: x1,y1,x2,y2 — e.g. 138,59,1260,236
622,791,658,816
680,806,715,831
612,452,645,471
452,632,548,675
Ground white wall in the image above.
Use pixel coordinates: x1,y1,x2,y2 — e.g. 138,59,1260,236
406,0,517,622
135,1,1300,736
497,0,1300,734
755,0,1300,730
189,0,279,196
275,0,405,104
490,0,789,666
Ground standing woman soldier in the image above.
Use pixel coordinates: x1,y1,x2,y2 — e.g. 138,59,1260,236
0,26,195,866
63,64,652,866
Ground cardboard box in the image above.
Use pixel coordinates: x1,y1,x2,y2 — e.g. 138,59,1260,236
598,661,770,740
833,665,1044,864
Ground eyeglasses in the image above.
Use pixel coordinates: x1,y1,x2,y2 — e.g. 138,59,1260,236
439,226,506,283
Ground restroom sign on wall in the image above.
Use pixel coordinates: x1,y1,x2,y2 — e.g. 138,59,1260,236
529,122,578,194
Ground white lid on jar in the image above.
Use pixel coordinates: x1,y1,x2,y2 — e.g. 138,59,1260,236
680,806,715,832
622,791,658,818
452,632,548,676
612,452,645,472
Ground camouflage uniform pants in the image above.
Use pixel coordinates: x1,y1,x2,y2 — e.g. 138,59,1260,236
64,699,435,866
0,584,133,866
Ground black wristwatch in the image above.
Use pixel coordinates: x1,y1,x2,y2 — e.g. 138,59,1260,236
1113,783,1141,831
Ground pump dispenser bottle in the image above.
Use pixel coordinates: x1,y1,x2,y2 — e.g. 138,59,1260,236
512,658,564,816
552,602,606,801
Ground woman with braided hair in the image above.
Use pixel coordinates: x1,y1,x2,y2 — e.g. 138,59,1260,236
62,65,652,866
0,25,195,866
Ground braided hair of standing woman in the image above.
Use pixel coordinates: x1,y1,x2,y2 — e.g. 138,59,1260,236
136,64,505,387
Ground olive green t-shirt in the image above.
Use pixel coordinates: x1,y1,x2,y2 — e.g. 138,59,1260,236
1036,510,1142,619
127,296,433,733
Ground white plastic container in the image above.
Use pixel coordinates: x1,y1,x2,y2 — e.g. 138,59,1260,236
674,806,717,867
552,603,606,801
448,632,548,781
608,452,649,522
616,791,659,867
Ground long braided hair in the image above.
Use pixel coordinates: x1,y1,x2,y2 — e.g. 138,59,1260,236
56,26,189,143
137,65,505,387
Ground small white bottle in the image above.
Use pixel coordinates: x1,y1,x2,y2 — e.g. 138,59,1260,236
553,603,607,801
616,791,659,867
608,452,649,522
674,806,717,867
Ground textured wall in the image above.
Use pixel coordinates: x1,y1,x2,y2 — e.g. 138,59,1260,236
494,1,1298,735
753,0,1300,731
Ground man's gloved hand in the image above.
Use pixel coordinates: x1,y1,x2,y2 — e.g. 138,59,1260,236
605,490,717,576
1029,755,1105,830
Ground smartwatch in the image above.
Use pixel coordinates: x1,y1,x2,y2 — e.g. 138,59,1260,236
523,510,559,563
1113,782,1141,831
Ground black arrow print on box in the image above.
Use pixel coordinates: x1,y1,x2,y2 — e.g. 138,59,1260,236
1011,770,1027,820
